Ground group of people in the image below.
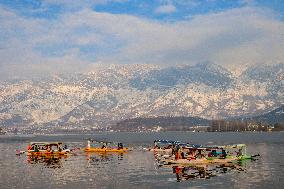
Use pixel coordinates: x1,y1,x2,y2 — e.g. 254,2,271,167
87,140,124,150
27,144,68,153
173,148,205,160
154,144,229,160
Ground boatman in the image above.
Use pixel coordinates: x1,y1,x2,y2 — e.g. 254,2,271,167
221,149,227,158
117,143,123,150
27,144,32,151
87,140,91,149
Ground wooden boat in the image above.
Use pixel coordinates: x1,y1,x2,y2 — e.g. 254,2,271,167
164,156,240,165
25,142,71,157
145,140,187,154
85,148,128,153
159,143,254,166
84,140,128,153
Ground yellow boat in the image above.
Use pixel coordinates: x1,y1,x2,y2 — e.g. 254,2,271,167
27,151,69,157
84,140,128,153
84,148,128,153
26,142,71,157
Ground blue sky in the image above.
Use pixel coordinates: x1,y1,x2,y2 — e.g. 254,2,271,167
1,0,283,20
0,0,284,79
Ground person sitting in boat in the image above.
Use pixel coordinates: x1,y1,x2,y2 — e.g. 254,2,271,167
63,144,68,150
174,145,180,154
34,145,39,152
220,149,227,159
208,149,218,157
172,145,176,155
117,143,123,150
195,149,204,159
51,145,57,152
154,141,158,149
46,146,51,152
58,146,62,152
181,151,186,159
187,149,196,160
27,144,32,151
175,150,182,160
101,143,106,149
236,148,242,157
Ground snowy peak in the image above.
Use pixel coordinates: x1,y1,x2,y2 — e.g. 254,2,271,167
0,63,283,128
130,62,234,90
242,63,284,82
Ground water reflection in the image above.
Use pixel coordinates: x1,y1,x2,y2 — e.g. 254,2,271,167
27,155,68,169
159,160,254,182
172,165,212,182
85,152,124,165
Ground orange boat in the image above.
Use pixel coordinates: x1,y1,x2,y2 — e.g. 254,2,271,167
84,140,128,153
26,142,71,157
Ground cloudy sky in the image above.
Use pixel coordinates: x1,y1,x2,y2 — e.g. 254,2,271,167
0,0,284,79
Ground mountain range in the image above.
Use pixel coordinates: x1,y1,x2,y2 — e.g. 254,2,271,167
0,62,283,129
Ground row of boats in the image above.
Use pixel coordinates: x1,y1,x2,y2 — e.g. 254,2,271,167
15,139,260,183
16,140,129,157
146,140,259,166
146,140,260,182
16,139,259,167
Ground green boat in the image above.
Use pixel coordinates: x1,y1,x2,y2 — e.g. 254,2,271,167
160,143,257,166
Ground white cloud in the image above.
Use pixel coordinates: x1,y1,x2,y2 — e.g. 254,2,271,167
101,7,284,65
154,4,177,14
0,5,284,79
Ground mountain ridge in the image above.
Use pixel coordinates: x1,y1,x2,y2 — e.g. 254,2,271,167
0,63,283,129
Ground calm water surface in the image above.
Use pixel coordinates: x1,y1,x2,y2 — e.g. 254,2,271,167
0,132,283,189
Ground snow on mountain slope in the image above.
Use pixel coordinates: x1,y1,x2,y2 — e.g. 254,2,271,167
0,63,283,128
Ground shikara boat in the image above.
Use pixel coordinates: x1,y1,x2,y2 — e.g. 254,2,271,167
17,142,71,157
145,140,190,155
161,143,255,166
84,140,129,153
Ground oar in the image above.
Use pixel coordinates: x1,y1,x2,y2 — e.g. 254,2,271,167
251,154,260,158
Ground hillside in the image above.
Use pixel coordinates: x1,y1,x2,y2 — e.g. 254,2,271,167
246,105,284,124
114,116,211,131
0,63,283,130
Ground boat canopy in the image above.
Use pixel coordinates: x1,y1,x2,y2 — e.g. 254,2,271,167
154,140,181,144
29,142,63,146
219,144,247,149
170,143,246,150
156,143,246,150
153,140,246,150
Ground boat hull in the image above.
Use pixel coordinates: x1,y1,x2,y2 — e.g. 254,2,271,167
27,151,69,157
163,155,251,166
84,148,128,153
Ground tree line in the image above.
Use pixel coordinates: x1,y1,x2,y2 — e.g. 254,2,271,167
208,120,284,132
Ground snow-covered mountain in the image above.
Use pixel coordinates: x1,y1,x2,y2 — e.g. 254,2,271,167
0,63,283,129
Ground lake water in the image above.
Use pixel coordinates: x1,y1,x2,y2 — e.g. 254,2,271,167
0,132,283,189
